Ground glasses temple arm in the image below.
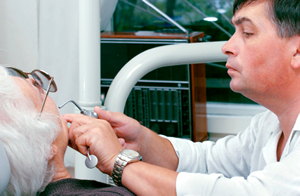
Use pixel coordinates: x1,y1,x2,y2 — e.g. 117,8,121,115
39,77,54,115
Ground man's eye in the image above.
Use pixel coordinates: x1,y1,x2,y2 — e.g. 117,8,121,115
243,32,253,37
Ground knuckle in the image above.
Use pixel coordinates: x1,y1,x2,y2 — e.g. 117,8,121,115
100,119,111,126
90,127,100,134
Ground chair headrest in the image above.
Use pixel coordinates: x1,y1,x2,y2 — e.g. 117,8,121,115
0,140,11,195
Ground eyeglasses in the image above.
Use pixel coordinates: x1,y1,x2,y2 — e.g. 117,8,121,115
6,67,57,115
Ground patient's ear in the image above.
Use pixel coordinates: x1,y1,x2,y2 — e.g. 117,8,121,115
48,144,58,160
291,36,300,69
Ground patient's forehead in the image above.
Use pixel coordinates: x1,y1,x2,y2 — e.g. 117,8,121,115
11,77,43,111
11,76,60,116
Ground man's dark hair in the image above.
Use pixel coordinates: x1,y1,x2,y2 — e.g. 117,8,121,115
233,0,300,38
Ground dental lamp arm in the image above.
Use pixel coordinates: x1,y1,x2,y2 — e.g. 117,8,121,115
104,41,227,113
102,42,227,169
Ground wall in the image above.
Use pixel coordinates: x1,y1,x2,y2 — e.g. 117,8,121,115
0,0,117,169
207,102,267,141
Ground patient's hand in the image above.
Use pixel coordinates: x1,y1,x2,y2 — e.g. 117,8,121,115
94,106,143,152
62,113,122,176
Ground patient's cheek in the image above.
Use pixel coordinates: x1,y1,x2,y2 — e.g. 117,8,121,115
0,101,20,123
44,98,60,115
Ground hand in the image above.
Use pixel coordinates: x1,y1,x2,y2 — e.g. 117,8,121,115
62,114,123,175
93,107,178,170
94,106,143,151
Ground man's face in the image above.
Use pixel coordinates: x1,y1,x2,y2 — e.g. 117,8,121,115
12,76,70,154
222,1,295,103
12,76,59,115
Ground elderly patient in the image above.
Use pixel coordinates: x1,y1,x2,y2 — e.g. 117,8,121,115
0,65,134,196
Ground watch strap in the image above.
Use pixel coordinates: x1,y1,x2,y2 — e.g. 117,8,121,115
112,154,127,186
112,151,141,186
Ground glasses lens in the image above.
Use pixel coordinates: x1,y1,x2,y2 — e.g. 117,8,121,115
31,70,57,92
6,67,28,78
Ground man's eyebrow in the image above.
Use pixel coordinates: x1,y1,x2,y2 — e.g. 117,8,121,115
230,17,253,25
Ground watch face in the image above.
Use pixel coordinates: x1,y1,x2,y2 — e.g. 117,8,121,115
122,149,139,158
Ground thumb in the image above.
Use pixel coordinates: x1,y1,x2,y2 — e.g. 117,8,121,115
94,106,113,122
94,106,128,128
118,138,127,149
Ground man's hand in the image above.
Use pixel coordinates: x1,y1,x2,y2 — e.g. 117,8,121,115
94,106,143,152
62,113,122,176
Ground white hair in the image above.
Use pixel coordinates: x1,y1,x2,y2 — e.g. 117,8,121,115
0,66,61,196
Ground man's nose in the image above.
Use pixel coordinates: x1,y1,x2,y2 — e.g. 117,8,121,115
222,38,236,56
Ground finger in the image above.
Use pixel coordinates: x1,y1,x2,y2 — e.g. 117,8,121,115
62,113,94,124
63,114,100,148
62,113,80,123
60,118,69,132
69,120,112,151
59,116,76,150
94,106,112,121
69,123,96,150
67,119,83,150
68,125,83,151
69,124,95,153
94,107,125,125
74,127,103,155
118,138,127,148
75,134,89,156
94,107,128,128
75,126,123,174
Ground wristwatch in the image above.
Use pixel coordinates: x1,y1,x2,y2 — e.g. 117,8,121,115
112,149,142,186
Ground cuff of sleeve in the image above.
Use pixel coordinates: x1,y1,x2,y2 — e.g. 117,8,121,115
176,172,222,196
160,135,211,173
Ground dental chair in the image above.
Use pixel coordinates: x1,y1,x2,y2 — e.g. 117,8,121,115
0,140,11,195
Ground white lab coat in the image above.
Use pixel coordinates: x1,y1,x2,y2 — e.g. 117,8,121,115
167,110,300,195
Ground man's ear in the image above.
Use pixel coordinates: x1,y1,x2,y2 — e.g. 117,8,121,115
291,36,300,69
48,144,58,160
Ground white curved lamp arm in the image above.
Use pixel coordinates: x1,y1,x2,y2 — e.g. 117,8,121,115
0,140,10,195
104,41,228,112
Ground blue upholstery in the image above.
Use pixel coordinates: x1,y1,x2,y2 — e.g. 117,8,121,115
0,140,10,195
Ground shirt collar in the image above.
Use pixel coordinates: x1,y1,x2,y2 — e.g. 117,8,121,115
292,113,300,132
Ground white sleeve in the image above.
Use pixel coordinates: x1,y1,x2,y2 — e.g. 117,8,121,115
166,128,255,177
164,111,273,176
176,148,300,195
164,111,300,195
